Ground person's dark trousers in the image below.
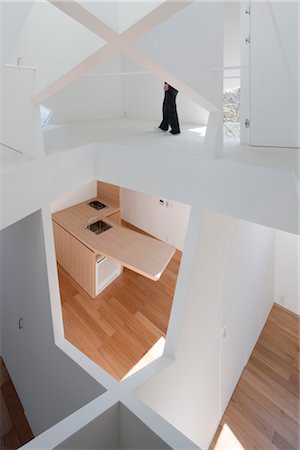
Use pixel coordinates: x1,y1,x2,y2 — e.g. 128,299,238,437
159,86,180,134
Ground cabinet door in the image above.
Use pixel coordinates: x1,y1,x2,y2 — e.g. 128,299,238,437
53,221,96,298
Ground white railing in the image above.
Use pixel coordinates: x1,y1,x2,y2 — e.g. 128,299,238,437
4,63,36,71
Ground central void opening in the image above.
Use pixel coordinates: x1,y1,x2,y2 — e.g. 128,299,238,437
51,180,191,381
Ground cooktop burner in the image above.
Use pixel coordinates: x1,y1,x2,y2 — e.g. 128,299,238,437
88,200,107,211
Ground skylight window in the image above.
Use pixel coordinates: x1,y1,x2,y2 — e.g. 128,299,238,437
40,105,52,127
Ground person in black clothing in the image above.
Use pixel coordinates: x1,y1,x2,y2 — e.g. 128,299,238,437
157,82,180,134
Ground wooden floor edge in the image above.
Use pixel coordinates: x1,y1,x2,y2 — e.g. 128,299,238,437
273,302,300,319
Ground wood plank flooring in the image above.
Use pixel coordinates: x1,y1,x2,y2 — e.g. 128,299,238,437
210,303,299,450
0,358,34,449
58,222,181,380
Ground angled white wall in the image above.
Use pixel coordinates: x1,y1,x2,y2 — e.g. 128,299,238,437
135,210,275,448
44,56,123,124
3,66,44,157
121,57,209,125
0,144,95,232
0,1,3,144
50,180,97,213
0,210,105,436
42,56,209,126
2,1,34,63
77,1,119,33
274,230,299,315
220,219,274,414
94,142,298,235
120,187,191,251
118,1,164,33
7,1,105,96
135,2,223,111
53,402,172,449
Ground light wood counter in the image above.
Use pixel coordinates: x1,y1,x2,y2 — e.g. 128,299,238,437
52,198,175,282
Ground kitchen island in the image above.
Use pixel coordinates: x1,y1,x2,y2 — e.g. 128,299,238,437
52,197,175,298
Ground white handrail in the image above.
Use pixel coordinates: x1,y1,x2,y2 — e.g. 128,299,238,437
4,63,36,71
85,71,150,76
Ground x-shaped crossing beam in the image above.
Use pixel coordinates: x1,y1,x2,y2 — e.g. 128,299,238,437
35,0,218,112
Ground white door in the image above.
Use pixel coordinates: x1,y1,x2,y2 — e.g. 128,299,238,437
249,2,299,148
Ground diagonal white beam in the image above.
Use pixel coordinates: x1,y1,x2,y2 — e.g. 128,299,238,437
124,45,218,112
36,0,217,112
124,0,193,42
49,0,118,42
34,44,117,104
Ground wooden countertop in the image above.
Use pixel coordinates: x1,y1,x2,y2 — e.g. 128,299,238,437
52,198,175,281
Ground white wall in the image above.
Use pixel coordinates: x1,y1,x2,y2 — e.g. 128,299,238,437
120,188,191,251
43,54,208,126
274,230,299,315
0,210,105,436
55,403,120,449
95,143,298,235
121,57,209,125
220,219,274,414
0,1,3,144
53,402,172,450
50,180,97,213
136,2,223,111
3,1,34,63
7,1,104,96
135,210,275,448
3,66,44,157
45,57,123,125
0,234,2,356
0,144,95,232
119,403,171,449
118,1,163,33
77,1,119,33
38,2,217,126
249,1,299,147
224,2,240,90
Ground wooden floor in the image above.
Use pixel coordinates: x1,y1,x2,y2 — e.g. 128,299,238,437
58,223,181,380
0,358,34,450
210,303,299,450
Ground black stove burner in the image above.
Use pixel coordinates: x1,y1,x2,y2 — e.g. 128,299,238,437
88,200,107,211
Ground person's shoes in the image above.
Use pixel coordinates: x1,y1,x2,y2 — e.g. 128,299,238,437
169,130,180,135
154,127,167,132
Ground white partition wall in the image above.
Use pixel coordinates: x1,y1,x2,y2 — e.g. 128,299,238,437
6,1,105,98
3,66,44,157
135,210,275,449
2,1,34,63
248,1,299,148
120,187,191,251
274,230,300,315
0,211,104,436
0,2,3,145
